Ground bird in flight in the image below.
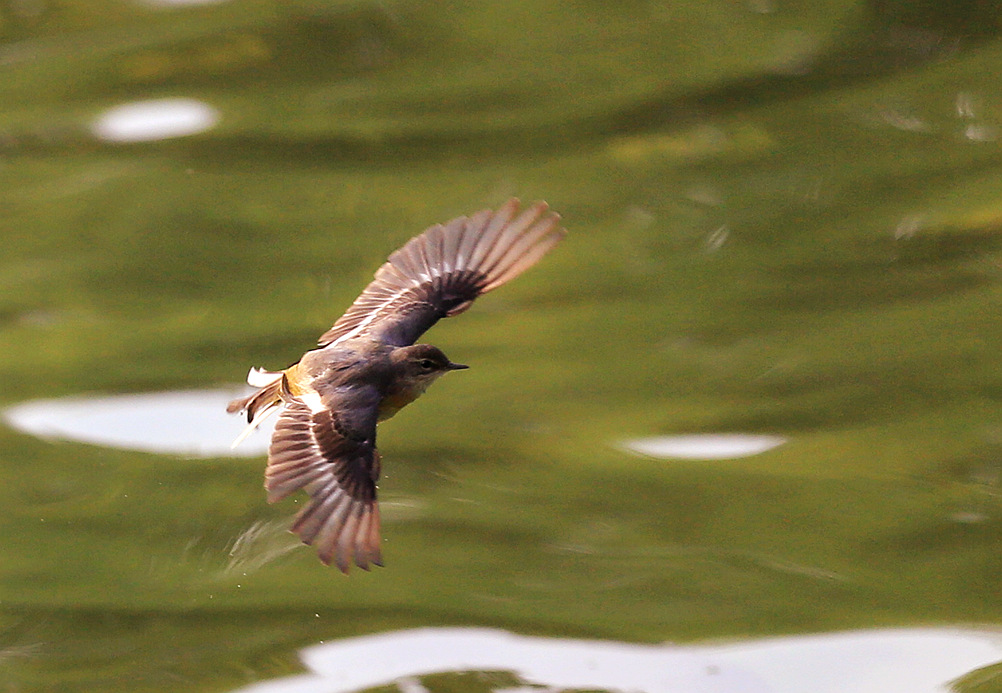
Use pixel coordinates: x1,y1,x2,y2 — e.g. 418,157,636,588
227,199,565,573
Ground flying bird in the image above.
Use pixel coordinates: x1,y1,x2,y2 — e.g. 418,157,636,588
227,199,565,573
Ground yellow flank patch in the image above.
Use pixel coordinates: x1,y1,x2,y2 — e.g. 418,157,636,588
282,364,308,397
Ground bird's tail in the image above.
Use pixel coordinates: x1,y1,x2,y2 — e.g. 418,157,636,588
227,368,285,448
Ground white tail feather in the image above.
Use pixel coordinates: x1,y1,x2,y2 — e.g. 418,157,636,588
247,367,283,388
230,401,282,449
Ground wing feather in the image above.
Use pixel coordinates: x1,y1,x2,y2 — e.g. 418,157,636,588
266,397,381,572
484,224,565,292
317,198,565,348
477,201,547,276
454,209,493,272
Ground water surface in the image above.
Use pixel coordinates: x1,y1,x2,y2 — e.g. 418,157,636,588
2,1,1002,692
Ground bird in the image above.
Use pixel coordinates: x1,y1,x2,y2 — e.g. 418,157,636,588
227,199,565,573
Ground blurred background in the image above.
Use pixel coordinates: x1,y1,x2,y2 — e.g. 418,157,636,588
2,0,1002,690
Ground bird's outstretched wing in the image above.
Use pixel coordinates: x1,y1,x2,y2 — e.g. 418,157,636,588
266,394,382,573
318,198,565,348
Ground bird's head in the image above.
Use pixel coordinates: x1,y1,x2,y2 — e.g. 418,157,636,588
393,344,468,387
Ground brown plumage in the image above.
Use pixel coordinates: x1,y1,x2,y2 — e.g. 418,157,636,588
228,199,565,573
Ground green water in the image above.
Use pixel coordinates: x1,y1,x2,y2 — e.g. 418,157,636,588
2,0,1002,690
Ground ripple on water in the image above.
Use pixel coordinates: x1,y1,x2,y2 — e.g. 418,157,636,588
229,626,1002,693
2,389,272,458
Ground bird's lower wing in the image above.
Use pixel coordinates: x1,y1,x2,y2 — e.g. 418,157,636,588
266,397,382,573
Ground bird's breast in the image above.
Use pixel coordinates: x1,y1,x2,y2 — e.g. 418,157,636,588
377,385,426,421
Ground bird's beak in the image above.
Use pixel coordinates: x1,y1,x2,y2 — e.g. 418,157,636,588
447,361,469,371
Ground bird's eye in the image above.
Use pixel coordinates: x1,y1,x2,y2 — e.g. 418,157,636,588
419,359,435,370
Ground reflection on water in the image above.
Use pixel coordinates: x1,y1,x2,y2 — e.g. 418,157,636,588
619,434,787,460
2,390,271,458
90,98,220,143
232,627,1002,693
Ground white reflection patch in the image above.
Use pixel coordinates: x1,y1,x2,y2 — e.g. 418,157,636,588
2,390,272,458
91,98,220,143
229,626,1002,693
618,434,787,459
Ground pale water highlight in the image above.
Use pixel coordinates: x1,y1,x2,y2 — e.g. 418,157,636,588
231,626,1002,693
90,98,220,143
2,390,272,458
619,434,788,460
